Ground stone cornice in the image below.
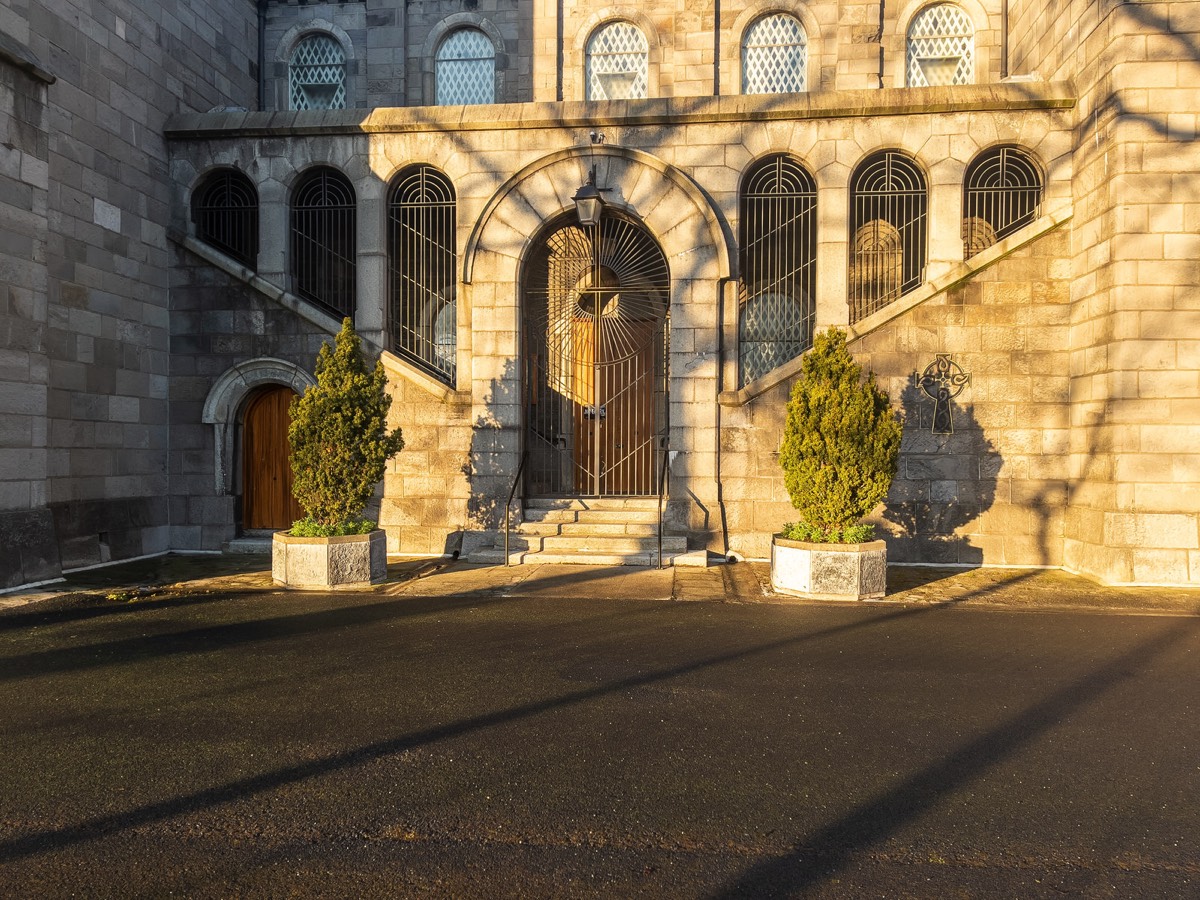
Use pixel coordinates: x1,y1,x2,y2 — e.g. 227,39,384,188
165,82,1076,139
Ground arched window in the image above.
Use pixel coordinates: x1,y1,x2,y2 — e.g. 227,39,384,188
738,155,816,386
436,29,496,105
742,14,807,95
290,167,356,319
289,33,347,110
192,168,258,268
906,4,974,87
388,166,457,384
586,21,648,100
849,151,927,322
962,145,1043,257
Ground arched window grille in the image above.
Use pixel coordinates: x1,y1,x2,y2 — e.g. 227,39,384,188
192,168,258,268
907,4,974,87
436,29,496,105
738,155,817,386
849,151,927,323
586,21,648,100
290,167,356,320
289,33,347,110
742,14,807,95
963,145,1043,257
388,166,457,384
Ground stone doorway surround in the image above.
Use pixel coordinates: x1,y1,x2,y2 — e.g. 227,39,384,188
462,145,735,546
202,358,317,505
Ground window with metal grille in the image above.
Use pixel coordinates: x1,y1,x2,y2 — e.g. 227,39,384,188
436,29,496,105
906,4,974,87
742,14,807,95
192,168,258,268
963,145,1043,257
848,151,927,323
738,155,816,386
586,21,648,100
388,166,457,385
289,33,347,110
290,167,356,320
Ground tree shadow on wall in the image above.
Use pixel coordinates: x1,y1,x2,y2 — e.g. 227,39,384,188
460,358,521,552
879,373,1001,570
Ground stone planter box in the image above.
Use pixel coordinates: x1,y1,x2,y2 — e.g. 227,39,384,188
770,535,887,601
272,530,387,590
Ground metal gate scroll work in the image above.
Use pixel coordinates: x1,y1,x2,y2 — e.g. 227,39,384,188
523,213,669,497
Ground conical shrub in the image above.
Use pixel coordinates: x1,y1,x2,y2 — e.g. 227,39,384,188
288,319,404,532
778,327,901,542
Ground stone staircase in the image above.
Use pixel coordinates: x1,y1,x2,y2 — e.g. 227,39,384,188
468,498,687,566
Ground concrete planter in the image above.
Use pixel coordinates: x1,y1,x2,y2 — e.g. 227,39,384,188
272,530,387,590
770,535,887,601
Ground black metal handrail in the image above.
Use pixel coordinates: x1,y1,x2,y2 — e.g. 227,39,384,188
504,450,528,566
657,442,670,569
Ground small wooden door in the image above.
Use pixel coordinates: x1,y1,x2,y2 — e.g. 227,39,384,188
242,386,305,530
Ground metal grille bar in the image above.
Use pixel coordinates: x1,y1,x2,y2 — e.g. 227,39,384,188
963,145,1044,257
523,213,669,497
387,165,457,385
849,151,927,324
192,168,258,269
738,154,816,386
290,167,356,321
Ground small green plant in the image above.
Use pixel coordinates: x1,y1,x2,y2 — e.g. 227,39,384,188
778,327,902,543
288,318,404,532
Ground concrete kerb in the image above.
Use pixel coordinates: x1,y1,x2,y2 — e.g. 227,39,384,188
1,552,1198,615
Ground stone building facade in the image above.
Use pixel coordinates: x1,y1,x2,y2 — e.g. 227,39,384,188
2,0,1197,588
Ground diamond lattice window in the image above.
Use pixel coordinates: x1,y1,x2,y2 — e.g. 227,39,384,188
742,14,807,95
738,155,816,386
436,29,496,106
388,166,457,385
289,34,347,110
963,145,1043,257
907,4,974,87
586,21,648,100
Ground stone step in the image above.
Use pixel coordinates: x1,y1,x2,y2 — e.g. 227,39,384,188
523,508,660,525
525,497,660,512
468,548,681,567
516,521,661,537
493,533,686,554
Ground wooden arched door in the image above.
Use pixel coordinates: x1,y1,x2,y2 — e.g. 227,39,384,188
242,385,305,530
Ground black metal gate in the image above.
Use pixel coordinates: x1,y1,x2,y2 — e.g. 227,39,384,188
522,213,669,497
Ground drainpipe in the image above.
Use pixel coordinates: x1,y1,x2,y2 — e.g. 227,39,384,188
715,276,731,561
257,0,268,110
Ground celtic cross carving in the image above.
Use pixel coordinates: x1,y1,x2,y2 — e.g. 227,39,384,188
919,354,970,434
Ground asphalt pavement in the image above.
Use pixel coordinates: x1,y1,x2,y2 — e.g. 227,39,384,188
1,555,1199,897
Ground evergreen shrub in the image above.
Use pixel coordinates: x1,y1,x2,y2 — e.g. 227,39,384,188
778,327,902,543
288,319,404,534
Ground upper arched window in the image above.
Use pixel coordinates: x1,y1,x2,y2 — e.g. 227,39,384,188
436,29,496,106
738,155,817,386
848,151,927,322
289,33,347,110
290,167,356,319
586,21,648,100
192,168,258,269
906,4,974,87
742,14,807,95
962,145,1043,257
388,166,457,384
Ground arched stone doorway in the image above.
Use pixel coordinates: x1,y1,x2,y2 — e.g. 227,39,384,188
522,211,669,497
241,384,305,530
